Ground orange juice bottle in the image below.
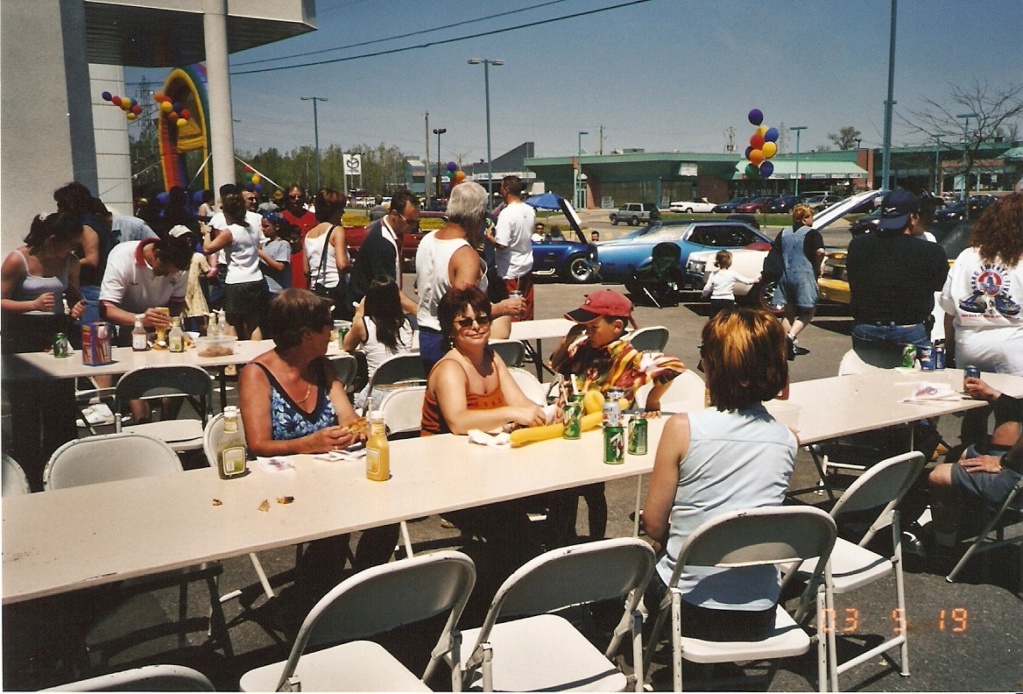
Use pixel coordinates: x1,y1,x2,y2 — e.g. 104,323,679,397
365,411,390,482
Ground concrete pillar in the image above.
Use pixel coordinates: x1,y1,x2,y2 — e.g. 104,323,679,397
203,0,236,193
90,64,133,216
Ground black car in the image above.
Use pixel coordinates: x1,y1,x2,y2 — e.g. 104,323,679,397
712,196,749,214
935,195,996,222
766,195,803,213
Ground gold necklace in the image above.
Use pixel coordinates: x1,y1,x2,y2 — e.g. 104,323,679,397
295,380,313,404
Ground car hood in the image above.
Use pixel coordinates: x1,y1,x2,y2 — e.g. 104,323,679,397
812,189,885,231
557,198,589,244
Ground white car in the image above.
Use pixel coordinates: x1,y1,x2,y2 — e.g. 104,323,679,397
685,247,765,298
669,198,716,214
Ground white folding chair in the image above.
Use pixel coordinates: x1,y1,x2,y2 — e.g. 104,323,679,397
945,471,1023,585
379,385,426,438
643,507,837,693
2,453,31,497
44,664,214,691
114,364,213,452
43,432,231,657
328,353,360,393
458,537,655,692
240,550,476,693
367,353,428,393
791,451,925,691
625,325,670,352
489,339,526,368
507,366,549,406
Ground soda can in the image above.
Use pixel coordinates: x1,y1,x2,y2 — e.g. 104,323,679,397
602,398,622,427
338,325,350,349
963,365,980,395
628,414,648,455
901,344,917,369
918,345,934,370
562,400,582,440
934,345,946,370
53,332,68,358
603,425,625,465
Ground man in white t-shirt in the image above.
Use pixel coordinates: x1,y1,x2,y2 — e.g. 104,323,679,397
489,175,536,320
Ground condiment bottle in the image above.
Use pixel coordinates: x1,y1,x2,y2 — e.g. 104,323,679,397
207,312,220,338
131,316,148,351
365,411,390,482
168,316,185,352
217,406,249,479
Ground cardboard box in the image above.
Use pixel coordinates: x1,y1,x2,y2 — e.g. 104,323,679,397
81,322,113,365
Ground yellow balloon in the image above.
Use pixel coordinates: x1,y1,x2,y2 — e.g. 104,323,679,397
160,101,172,112
126,112,137,121
762,141,778,159
251,174,261,185
749,149,765,165
757,125,768,136
176,118,186,128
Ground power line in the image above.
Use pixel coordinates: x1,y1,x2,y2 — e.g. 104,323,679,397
230,0,652,76
232,0,572,67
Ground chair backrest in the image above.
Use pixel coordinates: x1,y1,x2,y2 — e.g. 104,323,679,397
829,451,927,546
489,339,526,368
44,664,214,691
277,550,476,690
2,454,31,496
114,365,214,423
838,348,902,375
379,385,427,438
44,433,182,490
327,353,360,391
470,538,654,658
203,412,248,469
507,367,548,406
368,353,427,392
651,242,681,270
626,326,670,352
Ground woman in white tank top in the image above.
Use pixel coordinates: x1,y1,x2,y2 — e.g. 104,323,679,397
342,277,415,409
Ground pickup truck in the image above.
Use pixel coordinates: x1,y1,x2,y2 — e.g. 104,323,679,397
609,203,660,226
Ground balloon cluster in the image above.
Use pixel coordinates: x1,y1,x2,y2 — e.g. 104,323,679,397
443,161,466,195
151,91,191,130
243,165,263,195
743,109,779,179
101,91,143,121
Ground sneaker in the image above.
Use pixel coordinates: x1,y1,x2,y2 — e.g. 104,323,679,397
793,344,810,356
786,335,796,361
958,292,988,314
902,529,929,559
994,292,1021,316
75,403,115,428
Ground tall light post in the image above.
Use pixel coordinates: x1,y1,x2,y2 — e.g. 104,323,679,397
790,126,807,196
467,58,504,208
957,112,978,206
432,127,447,199
300,96,328,190
930,134,945,195
576,131,589,209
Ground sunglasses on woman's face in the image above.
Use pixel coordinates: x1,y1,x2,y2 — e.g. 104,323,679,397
455,314,491,329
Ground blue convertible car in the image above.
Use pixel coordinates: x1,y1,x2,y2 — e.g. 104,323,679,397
529,197,599,284
594,220,771,284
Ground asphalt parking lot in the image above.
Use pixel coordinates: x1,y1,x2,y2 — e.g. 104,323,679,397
4,261,1021,692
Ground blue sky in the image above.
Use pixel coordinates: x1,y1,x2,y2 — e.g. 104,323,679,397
127,0,1023,163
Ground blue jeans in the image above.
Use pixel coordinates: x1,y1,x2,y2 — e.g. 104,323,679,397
80,284,101,326
419,327,445,373
851,322,930,354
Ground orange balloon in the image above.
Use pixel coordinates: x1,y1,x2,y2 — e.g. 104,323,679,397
762,142,778,159
749,149,765,165
154,92,165,102
454,170,466,182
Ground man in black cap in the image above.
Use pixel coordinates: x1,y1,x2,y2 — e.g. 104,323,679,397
846,188,949,359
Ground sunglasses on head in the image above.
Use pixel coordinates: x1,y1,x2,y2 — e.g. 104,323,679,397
455,315,491,329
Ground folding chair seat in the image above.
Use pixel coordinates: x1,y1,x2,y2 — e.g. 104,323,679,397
490,339,526,368
114,365,213,453
791,451,925,691
239,550,476,692
643,507,837,693
945,471,1023,584
457,537,655,692
625,325,669,353
43,663,214,691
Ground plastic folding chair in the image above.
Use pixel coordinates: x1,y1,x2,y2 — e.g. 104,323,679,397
625,326,670,353
458,537,655,692
643,507,837,693
239,550,476,693
507,367,549,407
114,365,213,452
43,664,214,691
791,451,925,691
43,432,232,657
367,353,428,393
379,385,427,439
490,339,526,368
945,471,1023,585
2,453,31,497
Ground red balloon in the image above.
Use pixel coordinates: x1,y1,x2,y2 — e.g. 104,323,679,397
180,108,191,120
168,111,178,121
245,165,254,173
750,133,765,149
132,104,142,115
111,95,122,106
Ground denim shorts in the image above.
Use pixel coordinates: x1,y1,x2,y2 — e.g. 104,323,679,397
775,275,818,309
951,457,1021,507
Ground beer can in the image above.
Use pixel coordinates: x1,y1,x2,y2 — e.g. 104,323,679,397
934,344,946,370
901,344,917,369
918,345,934,370
603,425,625,465
53,332,68,358
963,365,980,394
562,400,582,440
628,414,648,455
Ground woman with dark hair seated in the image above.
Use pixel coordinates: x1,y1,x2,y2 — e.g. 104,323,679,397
643,308,796,642
239,289,398,583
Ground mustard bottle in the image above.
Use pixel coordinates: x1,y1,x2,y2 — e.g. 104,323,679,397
365,411,390,482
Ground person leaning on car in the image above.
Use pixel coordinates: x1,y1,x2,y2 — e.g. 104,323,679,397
846,188,949,356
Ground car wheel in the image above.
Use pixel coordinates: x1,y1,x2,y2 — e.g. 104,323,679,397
564,255,594,284
610,215,619,225
750,280,785,316
630,216,639,226
685,207,693,214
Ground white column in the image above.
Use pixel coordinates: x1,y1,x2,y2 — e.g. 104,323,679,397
203,0,236,193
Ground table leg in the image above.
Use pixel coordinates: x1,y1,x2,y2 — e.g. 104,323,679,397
218,367,227,411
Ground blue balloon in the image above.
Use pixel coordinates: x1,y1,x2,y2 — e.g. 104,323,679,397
764,127,779,143
748,108,764,126
744,146,753,160
446,161,458,172
101,91,112,102
156,192,170,208
759,161,774,178
254,184,263,194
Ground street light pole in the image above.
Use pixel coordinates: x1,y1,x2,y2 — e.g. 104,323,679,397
468,58,504,208
300,96,328,190
931,135,944,195
790,126,807,196
957,112,978,207
576,131,589,209
432,127,447,200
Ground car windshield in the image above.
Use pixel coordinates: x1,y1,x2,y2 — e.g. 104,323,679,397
641,225,689,243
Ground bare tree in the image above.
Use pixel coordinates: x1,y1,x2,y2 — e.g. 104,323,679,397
904,79,1023,212
827,126,862,150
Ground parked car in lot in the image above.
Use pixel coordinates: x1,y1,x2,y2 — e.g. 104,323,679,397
735,196,777,213
685,246,768,308
669,198,716,214
609,202,660,226
766,195,803,213
935,195,996,222
531,197,599,283
802,193,844,212
595,220,770,284
712,196,749,214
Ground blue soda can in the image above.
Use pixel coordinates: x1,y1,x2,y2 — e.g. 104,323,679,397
934,345,946,370
963,365,980,394
918,345,934,370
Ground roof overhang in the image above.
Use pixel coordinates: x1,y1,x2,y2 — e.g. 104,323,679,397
84,0,316,67
733,158,868,181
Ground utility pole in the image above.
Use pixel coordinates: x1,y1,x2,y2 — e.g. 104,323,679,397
599,125,605,155
424,112,430,209
300,96,328,190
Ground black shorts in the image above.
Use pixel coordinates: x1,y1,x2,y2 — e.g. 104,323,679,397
223,280,267,315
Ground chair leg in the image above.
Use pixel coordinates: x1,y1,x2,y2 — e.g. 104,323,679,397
671,590,683,693
481,643,494,692
400,520,414,559
178,582,188,650
892,523,910,676
631,609,644,693
633,476,643,538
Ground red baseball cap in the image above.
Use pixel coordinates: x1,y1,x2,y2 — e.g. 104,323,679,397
565,289,637,327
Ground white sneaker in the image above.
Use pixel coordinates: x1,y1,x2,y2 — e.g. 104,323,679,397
75,403,115,427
